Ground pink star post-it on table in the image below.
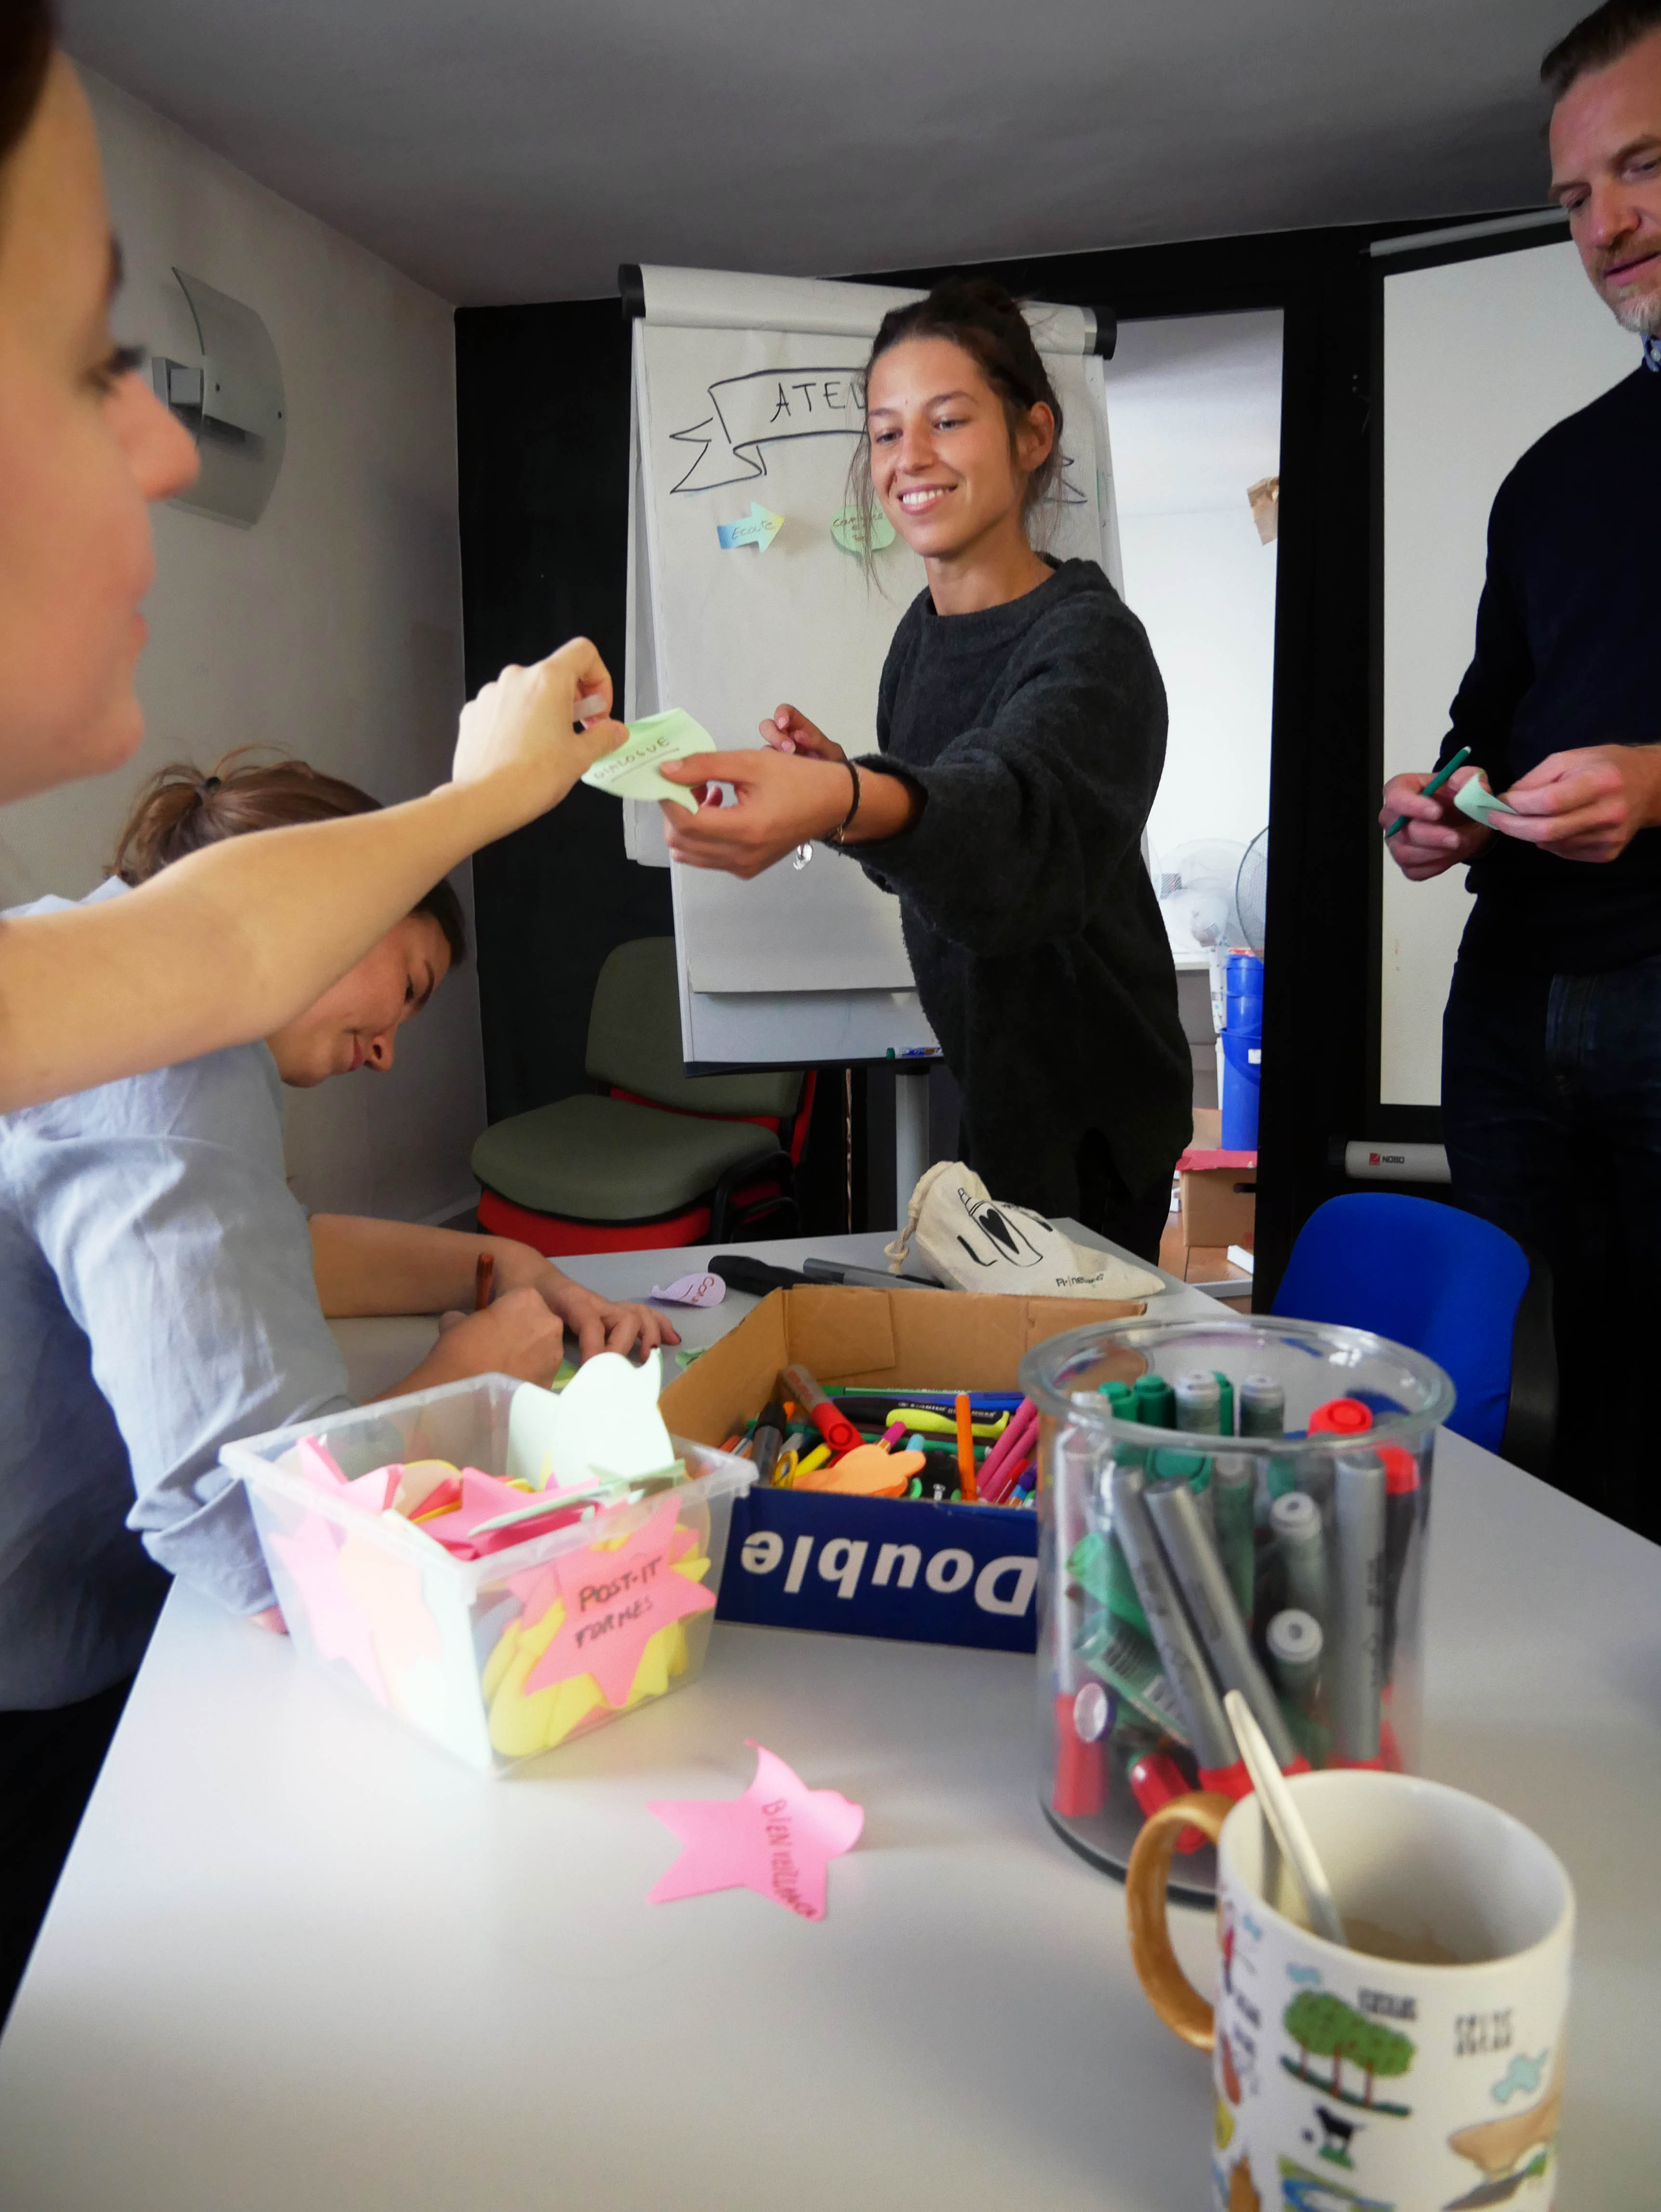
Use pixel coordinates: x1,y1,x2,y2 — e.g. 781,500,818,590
646,1742,864,1921
523,1494,716,1705
268,1512,388,1705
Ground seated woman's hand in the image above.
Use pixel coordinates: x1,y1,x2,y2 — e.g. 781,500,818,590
428,1286,568,1386
658,749,855,878
759,703,846,764
532,1276,681,1363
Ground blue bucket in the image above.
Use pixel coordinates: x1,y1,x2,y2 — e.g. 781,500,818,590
1220,952,1262,1151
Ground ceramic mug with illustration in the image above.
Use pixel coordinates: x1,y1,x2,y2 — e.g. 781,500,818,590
1125,1769,1573,2212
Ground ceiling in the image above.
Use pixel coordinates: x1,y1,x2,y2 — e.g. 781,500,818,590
64,0,1573,307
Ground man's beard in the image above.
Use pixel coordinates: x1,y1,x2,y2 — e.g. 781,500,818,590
1600,264,1661,335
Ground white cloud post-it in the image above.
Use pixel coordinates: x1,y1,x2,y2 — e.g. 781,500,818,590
582,709,717,813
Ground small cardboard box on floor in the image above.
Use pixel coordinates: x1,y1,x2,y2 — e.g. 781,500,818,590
659,1284,1140,1654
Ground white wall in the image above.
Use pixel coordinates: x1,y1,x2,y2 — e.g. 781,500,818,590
0,68,479,1222
1105,312,1282,879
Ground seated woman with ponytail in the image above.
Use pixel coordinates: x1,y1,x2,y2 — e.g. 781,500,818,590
0,757,674,2016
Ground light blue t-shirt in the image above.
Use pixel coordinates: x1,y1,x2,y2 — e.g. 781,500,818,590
0,882,352,1709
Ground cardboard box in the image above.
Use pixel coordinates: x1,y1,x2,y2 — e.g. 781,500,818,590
659,1284,1139,1654
1179,1163,1257,1251
1179,1109,1257,1253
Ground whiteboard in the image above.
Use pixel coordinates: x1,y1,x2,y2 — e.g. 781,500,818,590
1379,235,1637,1106
622,264,1121,1068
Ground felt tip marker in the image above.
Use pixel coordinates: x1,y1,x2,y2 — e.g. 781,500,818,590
1384,744,1470,838
1330,1450,1387,1767
1270,1489,1328,1627
1075,1617,1192,1745
1142,1478,1307,1774
954,1393,978,1502
1381,1443,1421,1676
1239,1374,1285,1437
1211,1453,1257,1628
1266,1607,1323,1701
750,1400,788,1487
781,1364,861,1457
1132,1372,1176,1428
1109,1466,1246,1793
1173,1370,1223,1435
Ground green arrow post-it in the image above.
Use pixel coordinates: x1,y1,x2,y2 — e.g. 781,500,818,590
716,503,783,552
1453,776,1518,827
831,504,896,554
581,709,717,813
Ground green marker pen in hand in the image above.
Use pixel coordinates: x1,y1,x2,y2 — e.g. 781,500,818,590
1383,745,1471,840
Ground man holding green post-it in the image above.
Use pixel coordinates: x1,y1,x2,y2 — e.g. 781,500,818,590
1379,0,1661,1541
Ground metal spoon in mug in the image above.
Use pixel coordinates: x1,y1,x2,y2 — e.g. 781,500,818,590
1223,1688,1348,1948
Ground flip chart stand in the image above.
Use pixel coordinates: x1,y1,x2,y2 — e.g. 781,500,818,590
894,1066,930,1225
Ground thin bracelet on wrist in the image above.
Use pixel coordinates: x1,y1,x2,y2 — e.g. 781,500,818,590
825,760,862,846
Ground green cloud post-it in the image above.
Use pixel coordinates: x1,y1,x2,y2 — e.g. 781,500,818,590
582,709,717,813
1453,776,1518,827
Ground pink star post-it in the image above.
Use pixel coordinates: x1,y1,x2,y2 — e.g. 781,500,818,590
268,1512,389,1705
646,1742,864,1921
523,1494,716,1706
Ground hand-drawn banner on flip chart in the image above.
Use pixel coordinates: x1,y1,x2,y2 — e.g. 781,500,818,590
669,363,1088,505
671,366,869,492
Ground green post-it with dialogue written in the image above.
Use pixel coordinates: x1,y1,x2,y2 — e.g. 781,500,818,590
1453,776,1518,826
581,709,717,813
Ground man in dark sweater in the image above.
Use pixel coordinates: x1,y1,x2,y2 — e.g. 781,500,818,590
1382,0,1661,1537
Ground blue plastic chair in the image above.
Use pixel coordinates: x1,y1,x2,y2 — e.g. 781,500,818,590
1270,1194,1556,1470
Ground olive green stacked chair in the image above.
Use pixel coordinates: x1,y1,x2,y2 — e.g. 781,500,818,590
472,937,812,1256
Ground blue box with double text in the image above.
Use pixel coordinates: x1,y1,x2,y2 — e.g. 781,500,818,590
657,1283,1142,1655
717,1484,1037,1650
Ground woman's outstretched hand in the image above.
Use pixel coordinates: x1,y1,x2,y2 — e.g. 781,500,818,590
759,703,846,763
659,749,854,878
452,636,627,830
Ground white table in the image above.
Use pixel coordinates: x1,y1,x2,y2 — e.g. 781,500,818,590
1,1247,1657,2210
324,1224,1224,1402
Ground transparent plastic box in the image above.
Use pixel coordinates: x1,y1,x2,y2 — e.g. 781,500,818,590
223,1374,754,1774
1019,1317,1455,1904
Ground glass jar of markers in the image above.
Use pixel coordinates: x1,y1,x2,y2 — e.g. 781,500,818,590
1019,1316,1456,1904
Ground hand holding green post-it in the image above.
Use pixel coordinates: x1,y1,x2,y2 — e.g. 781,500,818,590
1453,775,1518,827
581,709,717,813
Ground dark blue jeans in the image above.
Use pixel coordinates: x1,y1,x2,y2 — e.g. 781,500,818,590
1443,944,1661,1541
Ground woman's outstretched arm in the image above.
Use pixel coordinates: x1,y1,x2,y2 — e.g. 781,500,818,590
0,639,622,1110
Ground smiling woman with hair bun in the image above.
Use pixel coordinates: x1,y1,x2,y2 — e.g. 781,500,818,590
662,277,1190,1258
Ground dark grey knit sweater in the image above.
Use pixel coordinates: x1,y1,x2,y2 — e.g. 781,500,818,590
847,556,1190,1224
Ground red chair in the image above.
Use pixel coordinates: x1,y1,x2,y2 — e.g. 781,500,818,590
471,937,813,1257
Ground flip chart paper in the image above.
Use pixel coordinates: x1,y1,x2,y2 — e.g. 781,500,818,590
647,1741,864,1920
649,1272,726,1307
522,1493,716,1704
582,709,716,812
1453,777,1517,825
